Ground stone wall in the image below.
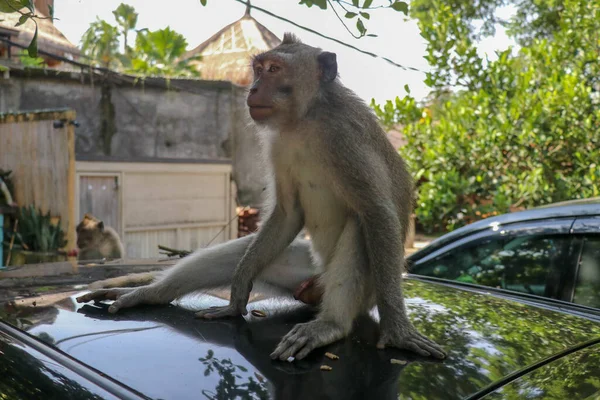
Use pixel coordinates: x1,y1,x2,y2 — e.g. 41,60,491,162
0,68,266,207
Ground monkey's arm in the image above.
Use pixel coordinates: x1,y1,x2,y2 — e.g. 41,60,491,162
328,146,446,359
196,202,304,319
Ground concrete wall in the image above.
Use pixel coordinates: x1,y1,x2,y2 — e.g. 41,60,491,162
0,68,266,207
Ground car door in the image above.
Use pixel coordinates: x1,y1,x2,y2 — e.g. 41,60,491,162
410,218,579,300
569,216,600,309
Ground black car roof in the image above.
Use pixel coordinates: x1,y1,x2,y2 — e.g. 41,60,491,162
409,199,600,261
3,277,600,400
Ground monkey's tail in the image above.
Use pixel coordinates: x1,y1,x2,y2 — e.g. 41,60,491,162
88,271,160,289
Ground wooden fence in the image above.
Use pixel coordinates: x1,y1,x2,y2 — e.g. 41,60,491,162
0,109,77,252
76,158,237,259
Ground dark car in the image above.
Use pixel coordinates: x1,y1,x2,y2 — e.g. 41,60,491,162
2,276,600,400
407,198,600,310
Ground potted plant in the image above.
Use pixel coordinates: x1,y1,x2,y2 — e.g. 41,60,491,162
4,205,68,265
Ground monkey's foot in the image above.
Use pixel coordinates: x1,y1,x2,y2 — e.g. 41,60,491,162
75,287,163,314
377,327,446,359
195,304,247,320
270,320,346,361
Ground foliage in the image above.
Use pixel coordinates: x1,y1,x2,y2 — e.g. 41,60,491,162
0,0,54,58
6,205,67,252
80,3,199,77
18,49,44,67
126,27,200,78
80,18,120,68
198,0,409,39
372,0,600,233
298,0,409,38
112,3,137,57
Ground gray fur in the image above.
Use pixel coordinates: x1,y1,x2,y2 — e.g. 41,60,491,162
76,214,124,261
77,33,445,360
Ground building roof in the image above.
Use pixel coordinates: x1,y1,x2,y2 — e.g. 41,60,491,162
181,8,280,86
0,8,80,60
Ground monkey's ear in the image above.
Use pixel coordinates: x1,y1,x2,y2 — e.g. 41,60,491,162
97,221,104,231
318,52,337,83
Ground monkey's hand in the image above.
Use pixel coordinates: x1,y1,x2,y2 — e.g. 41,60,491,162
377,324,447,360
195,277,252,319
75,287,164,314
194,303,247,319
270,320,346,361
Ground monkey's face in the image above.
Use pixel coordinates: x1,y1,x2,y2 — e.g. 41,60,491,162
247,34,338,124
247,54,292,122
76,214,104,249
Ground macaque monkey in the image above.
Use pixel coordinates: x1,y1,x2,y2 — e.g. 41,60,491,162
76,213,124,261
77,33,446,360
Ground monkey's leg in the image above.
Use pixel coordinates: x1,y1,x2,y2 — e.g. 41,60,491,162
89,271,160,289
76,235,318,313
271,218,371,361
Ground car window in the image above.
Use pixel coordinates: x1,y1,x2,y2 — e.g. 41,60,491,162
572,237,600,309
413,234,572,297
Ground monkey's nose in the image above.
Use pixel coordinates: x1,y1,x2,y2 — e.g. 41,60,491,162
249,87,258,94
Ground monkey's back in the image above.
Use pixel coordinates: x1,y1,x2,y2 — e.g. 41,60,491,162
314,82,415,231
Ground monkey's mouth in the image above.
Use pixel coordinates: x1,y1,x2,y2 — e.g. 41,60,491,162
248,106,274,121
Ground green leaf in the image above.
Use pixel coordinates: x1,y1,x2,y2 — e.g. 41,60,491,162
19,0,33,12
367,33,378,37
391,1,408,14
15,14,28,27
360,12,370,19
404,84,411,93
27,25,38,58
345,12,357,18
313,0,327,9
356,18,366,35
199,0,207,5
352,0,359,6
363,0,373,8
0,0,22,13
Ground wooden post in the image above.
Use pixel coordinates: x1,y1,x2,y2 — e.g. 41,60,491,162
65,111,77,252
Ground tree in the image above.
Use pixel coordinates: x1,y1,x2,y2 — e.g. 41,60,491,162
80,18,120,69
372,0,600,233
112,3,138,58
79,3,200,77
127,27,200,78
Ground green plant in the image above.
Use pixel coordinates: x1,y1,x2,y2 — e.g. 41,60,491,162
7,205,67,252
372,0,600,234
79,3,200,77
18,49,44,68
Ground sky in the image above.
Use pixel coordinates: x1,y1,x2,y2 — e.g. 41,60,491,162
53,0,515,105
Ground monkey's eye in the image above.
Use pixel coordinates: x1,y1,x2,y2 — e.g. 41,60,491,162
255,66,263,75
268,65,280,73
